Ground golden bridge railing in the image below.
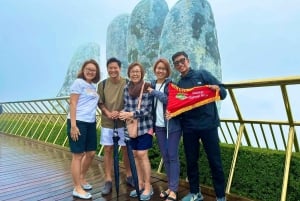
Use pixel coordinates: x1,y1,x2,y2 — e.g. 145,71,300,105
0,97,101,146
0,97,68,145
0,75,299,201
220,76,300,201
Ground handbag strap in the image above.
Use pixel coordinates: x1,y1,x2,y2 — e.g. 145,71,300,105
137,81,145,110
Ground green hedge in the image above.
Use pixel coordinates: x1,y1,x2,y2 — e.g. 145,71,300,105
149,137,300,201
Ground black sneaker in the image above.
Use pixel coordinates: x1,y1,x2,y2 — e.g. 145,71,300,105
126,176,135,187
100,181,112,195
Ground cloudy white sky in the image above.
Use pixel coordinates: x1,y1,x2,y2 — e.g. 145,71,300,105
0,0,299,107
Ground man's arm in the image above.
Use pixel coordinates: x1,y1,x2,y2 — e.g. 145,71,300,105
99,103,109,117
98,103,120,119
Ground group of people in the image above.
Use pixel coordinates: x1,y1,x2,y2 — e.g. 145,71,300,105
66,51,227,201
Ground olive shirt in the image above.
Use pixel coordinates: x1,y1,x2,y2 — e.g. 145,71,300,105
97,77,127,128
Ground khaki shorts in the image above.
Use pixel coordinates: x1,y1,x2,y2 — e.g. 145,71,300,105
100,127,126,146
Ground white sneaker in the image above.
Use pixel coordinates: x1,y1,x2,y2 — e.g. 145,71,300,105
181,192,204,201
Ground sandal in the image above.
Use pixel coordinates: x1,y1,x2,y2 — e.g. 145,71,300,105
159,190,169,199
166,191,178,201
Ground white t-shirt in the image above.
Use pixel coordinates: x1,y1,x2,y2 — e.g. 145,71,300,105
155,83,165,127
67,78,99,122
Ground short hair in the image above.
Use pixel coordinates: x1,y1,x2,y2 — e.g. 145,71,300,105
153,58,171,77
171,51,189,62
127,62,145,79
106,57,121,68
77,59,100,83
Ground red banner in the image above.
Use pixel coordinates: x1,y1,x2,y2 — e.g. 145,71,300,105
167,83,220,117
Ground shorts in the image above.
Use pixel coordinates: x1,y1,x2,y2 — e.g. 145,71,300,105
100,127,126,146
130,134,153,151
67,119,97,153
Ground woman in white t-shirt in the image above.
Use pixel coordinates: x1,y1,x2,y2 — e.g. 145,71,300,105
67,59,100,199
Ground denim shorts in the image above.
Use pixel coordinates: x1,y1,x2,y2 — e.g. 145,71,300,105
130,133,153,150
67,119,97,153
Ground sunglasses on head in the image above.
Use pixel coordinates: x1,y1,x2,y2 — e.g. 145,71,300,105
173,57,186,67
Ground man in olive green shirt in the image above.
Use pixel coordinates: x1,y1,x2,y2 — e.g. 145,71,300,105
97,57,134,195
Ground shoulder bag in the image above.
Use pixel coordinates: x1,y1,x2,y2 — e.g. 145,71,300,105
126,82,145,138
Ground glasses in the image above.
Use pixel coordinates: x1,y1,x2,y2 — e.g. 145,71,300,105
156,67,167,71
130,70,141,75
85,68,97,73
173,58,186,67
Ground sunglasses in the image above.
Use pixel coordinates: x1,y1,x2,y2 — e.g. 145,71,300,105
173,58,186,67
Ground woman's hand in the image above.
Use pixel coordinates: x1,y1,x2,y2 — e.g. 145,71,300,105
119,111,133,121
147,86,153,93
165,111,172,120
70,126,80,141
